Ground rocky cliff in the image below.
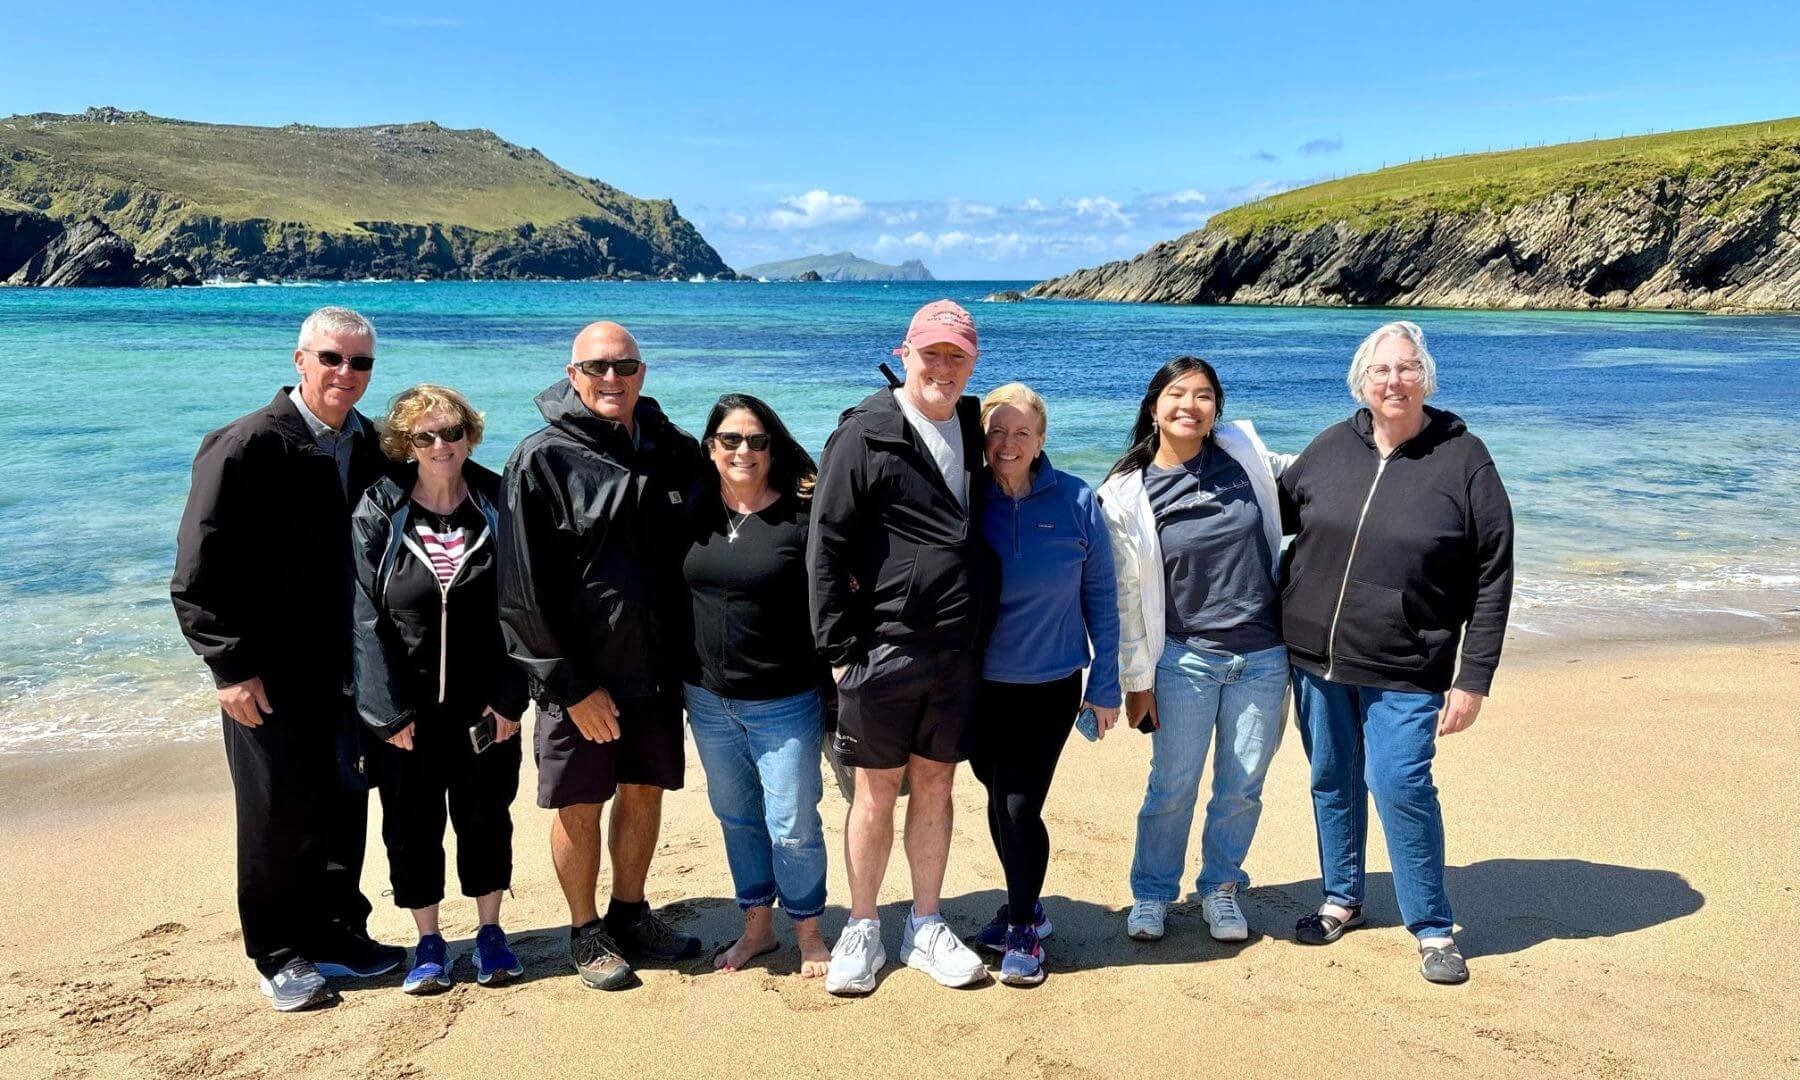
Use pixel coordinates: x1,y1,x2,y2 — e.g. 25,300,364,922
0,107,730,283
1,205,198,286
1031,119,1800,312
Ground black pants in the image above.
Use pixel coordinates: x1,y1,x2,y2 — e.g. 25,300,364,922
968,672,1083,926
221,703,373,977
376,707,522,910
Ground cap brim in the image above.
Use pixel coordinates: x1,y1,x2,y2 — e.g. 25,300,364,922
900,330,978,357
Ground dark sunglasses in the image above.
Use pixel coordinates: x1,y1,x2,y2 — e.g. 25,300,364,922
408,423,467,448
304,348,375,372
711,432,770,451
573,358,642,378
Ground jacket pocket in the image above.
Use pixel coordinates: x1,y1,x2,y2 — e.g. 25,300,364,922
1278,567,1331,657
1333,578,1424,666
897,544,974,630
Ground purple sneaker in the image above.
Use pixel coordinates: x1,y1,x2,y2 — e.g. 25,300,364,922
999,924,1045,986
474,924,523,986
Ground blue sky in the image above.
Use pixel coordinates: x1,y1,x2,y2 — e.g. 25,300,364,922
4,1,1797,278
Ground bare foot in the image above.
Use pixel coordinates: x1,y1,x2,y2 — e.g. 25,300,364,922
795,916,829,978
715,908,779,972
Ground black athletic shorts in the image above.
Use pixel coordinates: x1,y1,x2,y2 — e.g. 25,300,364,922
534,694,685,808
832,644,979,769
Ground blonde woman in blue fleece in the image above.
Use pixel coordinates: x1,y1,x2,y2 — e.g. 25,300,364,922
970,382,1120,986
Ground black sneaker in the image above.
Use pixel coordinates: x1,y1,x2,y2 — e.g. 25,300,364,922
313,929,406,979
607,907,702,964
571,921,638,990
258,957,333,1012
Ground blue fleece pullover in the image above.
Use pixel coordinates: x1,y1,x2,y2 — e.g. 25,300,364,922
980,457,1122,708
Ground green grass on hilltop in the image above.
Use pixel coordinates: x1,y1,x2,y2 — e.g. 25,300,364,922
1211,116,1800,236
0,112,614,233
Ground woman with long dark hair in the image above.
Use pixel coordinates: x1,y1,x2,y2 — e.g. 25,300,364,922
680,393,832,977
1097,357,1293,945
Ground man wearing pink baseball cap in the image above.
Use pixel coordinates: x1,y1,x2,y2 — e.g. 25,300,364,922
808,299,997,994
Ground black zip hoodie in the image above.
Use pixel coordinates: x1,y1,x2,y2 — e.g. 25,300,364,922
1277,405,1514,696
497,382,705,706
808,386,998,666
351,460,530,739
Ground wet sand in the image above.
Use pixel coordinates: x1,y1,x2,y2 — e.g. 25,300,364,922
1,638,1795,1079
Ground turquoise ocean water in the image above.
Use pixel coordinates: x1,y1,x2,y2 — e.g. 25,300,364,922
2,280,1797,753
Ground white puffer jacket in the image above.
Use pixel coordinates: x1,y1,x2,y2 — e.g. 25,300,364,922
1095,419,1294,694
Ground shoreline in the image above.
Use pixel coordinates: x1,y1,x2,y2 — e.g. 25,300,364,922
2,633,1793,1077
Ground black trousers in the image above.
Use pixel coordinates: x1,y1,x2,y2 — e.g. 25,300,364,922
221,701,373,977
968,672,1084,926
375,707,522,911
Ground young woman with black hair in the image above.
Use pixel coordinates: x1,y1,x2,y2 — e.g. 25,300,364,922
1096,357,1295,946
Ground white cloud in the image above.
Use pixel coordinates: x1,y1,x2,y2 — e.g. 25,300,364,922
765,189,868,229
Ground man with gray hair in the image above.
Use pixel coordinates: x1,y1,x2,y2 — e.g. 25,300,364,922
172,305,404,1011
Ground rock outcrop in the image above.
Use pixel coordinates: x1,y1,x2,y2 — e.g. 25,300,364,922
1032,131,1800,312
742,251,935,281
1,209,198,287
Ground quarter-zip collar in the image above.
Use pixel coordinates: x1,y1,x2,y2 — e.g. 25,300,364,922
988,452,1060,503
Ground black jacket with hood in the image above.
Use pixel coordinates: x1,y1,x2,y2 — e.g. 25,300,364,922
497,382,706,706
1277,405,1514,696
172,387,393,706
807,386,998,666
350,460,530,740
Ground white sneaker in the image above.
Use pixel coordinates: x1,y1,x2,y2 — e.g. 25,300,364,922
1127,899,1167,941
826,918,886,995
900,911,986,988
1201,884,1249,942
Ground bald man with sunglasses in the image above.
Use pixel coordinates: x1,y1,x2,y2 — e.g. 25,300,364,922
498,321,708,990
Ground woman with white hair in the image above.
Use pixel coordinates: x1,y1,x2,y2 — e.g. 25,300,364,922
1276,320,1514,985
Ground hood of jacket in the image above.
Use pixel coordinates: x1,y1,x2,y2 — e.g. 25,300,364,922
1349,404,1467,456
534,380,682,458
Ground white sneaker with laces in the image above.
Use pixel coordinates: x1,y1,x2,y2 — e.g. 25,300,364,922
825,918,885,996
1201,884,1250,941
900,911,986,988
1127,899,1167,941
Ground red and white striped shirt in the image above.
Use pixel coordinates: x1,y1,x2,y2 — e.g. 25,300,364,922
413,523,467,587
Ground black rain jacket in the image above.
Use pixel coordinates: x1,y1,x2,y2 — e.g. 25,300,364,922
350,460,530,739
497,382,705,706
171,387,393,706
807,386,998,666
1277,405,1514,696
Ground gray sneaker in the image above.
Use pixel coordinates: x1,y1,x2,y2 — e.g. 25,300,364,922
571,922,638,991
258,958,332,1012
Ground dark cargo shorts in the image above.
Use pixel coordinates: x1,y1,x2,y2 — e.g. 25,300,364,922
534,695,685,808
832,644,979,770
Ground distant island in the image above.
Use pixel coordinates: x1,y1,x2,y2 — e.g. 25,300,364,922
740,251,933,282
0,106,733,286
1031,117,1800,312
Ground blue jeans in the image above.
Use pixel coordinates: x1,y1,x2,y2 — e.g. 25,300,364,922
683,685,827,920
1130,642,1289,903
1291,667,1453,939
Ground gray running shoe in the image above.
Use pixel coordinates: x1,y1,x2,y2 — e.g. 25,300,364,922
571,922,638,991
258,958,332,1012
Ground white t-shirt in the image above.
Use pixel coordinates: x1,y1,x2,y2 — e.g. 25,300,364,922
895,390,968,510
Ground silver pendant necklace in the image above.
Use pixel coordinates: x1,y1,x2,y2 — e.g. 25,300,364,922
726,510,750,543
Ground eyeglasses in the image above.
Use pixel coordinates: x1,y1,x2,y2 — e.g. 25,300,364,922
711,432,770,451
408,423,467,448
572,358,643,378
1364,363,1424,384
303,348,375,372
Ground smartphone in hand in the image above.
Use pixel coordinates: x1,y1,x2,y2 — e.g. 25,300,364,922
468,715,496,754
1075,706,1099,742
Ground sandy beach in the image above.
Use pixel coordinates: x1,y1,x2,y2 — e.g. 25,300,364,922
2,637,1795,1080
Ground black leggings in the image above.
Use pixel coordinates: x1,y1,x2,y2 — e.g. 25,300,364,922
375,707,522,910
968,672,1083,926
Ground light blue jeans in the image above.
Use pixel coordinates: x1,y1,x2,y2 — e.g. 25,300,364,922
1291,667,1453,940
1130,642,1289,903
683,685,827,920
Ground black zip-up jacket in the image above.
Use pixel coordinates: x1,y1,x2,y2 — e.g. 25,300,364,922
807,386,998,666
1278,405,1514,696
350,460,530,739
171,387,392,702
498,382,705,706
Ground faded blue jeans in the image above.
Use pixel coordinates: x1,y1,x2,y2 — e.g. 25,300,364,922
683,685,827,920
1291,667,1453,940
1130,642,1289,903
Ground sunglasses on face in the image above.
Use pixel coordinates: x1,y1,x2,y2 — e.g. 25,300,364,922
711,432,770,451
572,358,642,378
408,423,467,448
304,349,375,372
